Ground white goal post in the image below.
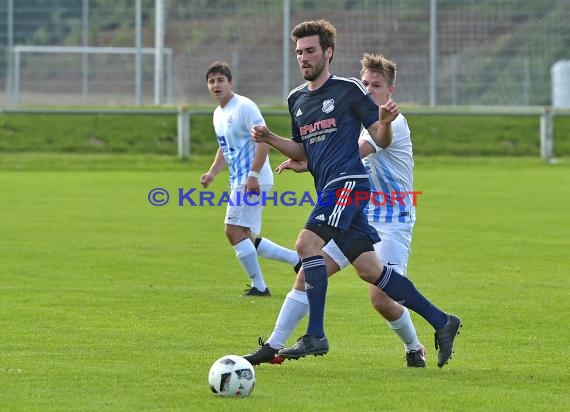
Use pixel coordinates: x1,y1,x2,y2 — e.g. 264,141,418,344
8,45,173,106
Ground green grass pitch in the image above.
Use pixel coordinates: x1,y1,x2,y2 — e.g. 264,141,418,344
1,155,569,411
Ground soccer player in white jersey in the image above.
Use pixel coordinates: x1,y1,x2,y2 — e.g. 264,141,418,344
200,61,299,297
248,20,461,368
245,53,427,367
326,53,425,366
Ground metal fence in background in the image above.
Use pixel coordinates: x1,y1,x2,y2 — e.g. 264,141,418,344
0,0,569,107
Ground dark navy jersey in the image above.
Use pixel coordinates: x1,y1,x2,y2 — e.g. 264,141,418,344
289,75,379,192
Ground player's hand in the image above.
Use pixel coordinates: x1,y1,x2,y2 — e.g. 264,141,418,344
275,158,308,174
251,125,270,143
379,98,400,124
244,176,260,195
200,172,214,188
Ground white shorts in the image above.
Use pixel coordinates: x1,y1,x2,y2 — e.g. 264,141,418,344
224,184,273,235
323,221,414,276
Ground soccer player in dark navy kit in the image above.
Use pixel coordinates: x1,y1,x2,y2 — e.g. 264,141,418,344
251,19,461,368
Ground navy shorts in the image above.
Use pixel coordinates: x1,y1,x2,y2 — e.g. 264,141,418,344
332,212,380,254
306,178,372,230
306,178,380,250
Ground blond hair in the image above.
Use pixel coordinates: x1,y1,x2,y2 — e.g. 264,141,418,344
360,53,397,86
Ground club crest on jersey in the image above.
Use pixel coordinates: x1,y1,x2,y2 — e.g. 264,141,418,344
227,115,233,127
322,99,334,113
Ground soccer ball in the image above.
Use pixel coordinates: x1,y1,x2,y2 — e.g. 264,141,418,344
208,355,255,397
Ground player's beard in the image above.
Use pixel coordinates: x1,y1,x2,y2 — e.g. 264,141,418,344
302,55,326,81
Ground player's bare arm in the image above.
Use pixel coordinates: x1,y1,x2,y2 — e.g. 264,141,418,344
246,141,269,194
251,125,306,161
200,147,226,188
358,139,376,158
367,98,399,149
275,158,308,174
278,141,375,172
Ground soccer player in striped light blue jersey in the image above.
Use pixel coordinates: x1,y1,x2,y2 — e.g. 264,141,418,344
346,53,426,367
249,20,461,368
200,62,300,297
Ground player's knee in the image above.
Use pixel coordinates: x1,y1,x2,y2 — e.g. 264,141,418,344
355,270,377,284
370,288,391,312
293,272,305,290
225,225,249,244
294,237,303,254
352,251,382,284
295,232,323,258
224,225,237,240
298,224,340,257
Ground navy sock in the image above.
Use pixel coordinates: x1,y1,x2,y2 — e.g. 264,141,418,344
302,255,328,338
375,266,447,330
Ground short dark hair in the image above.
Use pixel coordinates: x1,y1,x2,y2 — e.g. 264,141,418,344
291,19,336,63
206,61,232,82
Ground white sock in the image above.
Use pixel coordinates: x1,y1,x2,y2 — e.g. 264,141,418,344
233,239,267,291
267,289,309,349
386,307,422,352
256,237,299,266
